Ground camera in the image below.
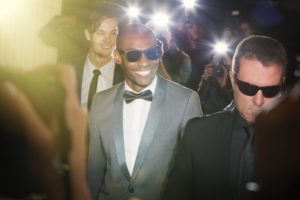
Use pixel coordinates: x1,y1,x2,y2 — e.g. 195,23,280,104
213,64,225,78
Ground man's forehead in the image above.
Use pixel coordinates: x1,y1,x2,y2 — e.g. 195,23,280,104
240,57,283,70
122,34,155,48
238,57,283,82
94,17,119,30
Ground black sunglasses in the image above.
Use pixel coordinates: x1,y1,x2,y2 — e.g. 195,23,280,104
119,46,162,62
234,74,282,98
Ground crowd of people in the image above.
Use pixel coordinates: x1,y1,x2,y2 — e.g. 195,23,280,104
1,1,300,200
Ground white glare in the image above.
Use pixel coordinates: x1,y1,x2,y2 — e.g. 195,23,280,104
182,0,197,9
214,42,229,55
151,12,170,28
126,6,140,19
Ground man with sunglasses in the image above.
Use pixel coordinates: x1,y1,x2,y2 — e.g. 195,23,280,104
88,23,202,200
163,35,287,200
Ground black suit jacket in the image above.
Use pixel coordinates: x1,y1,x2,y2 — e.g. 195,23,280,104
68,56,124,98
163,105,238,200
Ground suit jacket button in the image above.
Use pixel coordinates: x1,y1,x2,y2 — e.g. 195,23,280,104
128,187,134,193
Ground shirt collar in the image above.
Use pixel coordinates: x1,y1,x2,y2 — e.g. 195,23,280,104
86,55,115,74
124,76,157,95
230,103,252,129
234,110,250,129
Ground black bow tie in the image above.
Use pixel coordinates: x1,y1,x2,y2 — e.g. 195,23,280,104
123,90,153,104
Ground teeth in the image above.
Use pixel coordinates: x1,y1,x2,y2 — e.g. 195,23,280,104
136,70,151,76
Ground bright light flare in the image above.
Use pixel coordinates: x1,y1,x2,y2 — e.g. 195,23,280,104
181,0,197,9
126,6,141,19
0,0,24,22
213,42,229,55
150,12,170,28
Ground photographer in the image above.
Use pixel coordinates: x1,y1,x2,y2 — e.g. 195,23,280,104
197,58,233,115
0,65,90,200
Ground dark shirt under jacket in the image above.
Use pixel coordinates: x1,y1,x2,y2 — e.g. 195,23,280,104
163,102,255,200
230,110,255,200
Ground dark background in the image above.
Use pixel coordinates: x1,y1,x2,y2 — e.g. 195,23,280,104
60,0,300,85
61,0,300,52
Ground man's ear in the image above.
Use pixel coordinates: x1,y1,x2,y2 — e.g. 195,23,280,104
114,50,122,65
84,29,91,41
282,76,286,85
229,69,235,87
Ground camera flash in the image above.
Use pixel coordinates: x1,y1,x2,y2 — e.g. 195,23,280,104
213,42,229,55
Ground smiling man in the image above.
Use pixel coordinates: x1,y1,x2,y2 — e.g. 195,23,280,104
69,3,129,110
163,35,287,200
88,23,202,200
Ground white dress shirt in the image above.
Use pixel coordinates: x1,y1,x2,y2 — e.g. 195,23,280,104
123,76,157,175
81,56,115,108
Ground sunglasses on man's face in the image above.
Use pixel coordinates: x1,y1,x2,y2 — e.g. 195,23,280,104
119,46,162,62
234,74,282,98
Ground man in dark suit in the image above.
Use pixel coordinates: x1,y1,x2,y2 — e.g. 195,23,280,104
88,23,202,200
69,3,128,110
163,35,287,200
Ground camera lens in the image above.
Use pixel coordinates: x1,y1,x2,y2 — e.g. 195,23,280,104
213,64,224,77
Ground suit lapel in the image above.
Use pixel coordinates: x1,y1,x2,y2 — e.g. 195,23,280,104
112,83,131,181
113,64,124,85
70,57,86,99
131,77,166,182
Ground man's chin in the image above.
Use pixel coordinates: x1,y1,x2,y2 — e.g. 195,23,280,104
241,112,256,124
96,50,113,57
127,79,154,91
248,112,259,124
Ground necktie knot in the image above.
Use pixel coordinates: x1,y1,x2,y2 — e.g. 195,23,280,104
93,69,101,76
245,126,254,142
123,90,153,104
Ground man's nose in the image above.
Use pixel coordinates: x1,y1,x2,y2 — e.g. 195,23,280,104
253,90,264,106
104,34,114,44
138,53,149,66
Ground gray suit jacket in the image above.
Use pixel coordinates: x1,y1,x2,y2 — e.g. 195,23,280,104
88,76,202,200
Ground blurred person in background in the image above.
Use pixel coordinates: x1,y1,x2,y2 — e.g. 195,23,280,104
172,14,213,90
39,13,89,62
254,81,300,200
197,58,233,115
197,19,254,115
0,65,90,200
146,21,192,87
223,19,254,50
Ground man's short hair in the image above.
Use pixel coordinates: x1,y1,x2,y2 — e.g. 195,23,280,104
85,2,129,33
116,23,156,51
232,35,287,77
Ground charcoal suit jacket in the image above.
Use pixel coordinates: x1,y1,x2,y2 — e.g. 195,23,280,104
163,105,240,200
